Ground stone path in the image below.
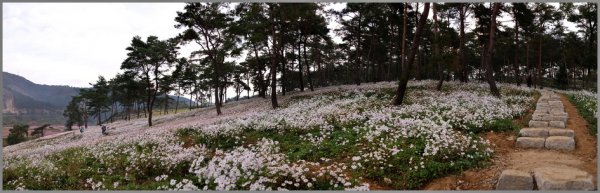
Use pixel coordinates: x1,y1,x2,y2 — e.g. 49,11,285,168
517,90,575,150
496,90,595,190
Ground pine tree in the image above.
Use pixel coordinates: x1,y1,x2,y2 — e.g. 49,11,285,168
176,2,240,114
63,96,84,130
121,36,178,126
7,124,29,145
393,3,430,106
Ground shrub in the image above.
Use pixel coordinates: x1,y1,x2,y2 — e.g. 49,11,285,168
7,124,29,145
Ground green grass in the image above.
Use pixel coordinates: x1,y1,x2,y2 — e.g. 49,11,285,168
5,86,519,190
566,95,597,136
485,119,521,132
355,133,490,189
3,144,197,190
176,118,366,163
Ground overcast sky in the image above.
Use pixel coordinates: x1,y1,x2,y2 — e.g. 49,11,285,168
2,3,577,89
2,3,347,89
3,3,200,87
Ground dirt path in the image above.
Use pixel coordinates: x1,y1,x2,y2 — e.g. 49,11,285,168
423,93,597,190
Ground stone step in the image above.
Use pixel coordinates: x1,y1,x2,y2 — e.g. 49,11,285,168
516,137,545,148
533,105,562,110
549,121,566,128
516,135,575,150
545,136,575,150
534,108,565,114
519,128,574,138
550,109,566,114
533,167,594,190
496,170,534,190
520,128,549,137
536,104,563,108
531,114,568,122
528,120,565,128
549,129,575,137
553,111,568,115
548,101,563,106
496,167,594,190
529,120,549,127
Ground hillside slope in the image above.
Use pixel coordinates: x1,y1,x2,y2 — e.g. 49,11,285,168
3,72,81,110
2,72,200,127
3,72,82,125
3,80,538,190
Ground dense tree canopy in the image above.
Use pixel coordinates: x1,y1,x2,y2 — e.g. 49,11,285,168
65,2,597,126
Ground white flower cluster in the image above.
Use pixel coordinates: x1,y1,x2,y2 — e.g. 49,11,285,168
188,138,360,190
2,80,534,190
6,177,26,191
155,175,168,182
85,178,106,190
160,178,198,191
563,89,597,118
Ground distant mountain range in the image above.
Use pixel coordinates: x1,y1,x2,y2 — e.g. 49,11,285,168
3,72,196,126
3,72,82,126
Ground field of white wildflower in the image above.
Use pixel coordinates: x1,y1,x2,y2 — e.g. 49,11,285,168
564,90,597,135
3,80,536,190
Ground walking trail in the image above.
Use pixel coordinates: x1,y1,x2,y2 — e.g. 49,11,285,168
424,90,597,190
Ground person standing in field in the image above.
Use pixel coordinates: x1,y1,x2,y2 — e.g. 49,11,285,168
101,125,107,135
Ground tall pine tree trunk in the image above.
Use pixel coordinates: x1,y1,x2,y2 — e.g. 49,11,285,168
400,3,407,78
189,92,193,111
303,37,314,91
393,3,430,106
110,102,114,123
252,43,266,98
280,38,286,95
366,34,374,82
270,6,279,108
434,3,443,91
136,102,140,118
355,13,363,85
527,41,532,88
538,35,543,89
247,76,251,98
215,87,222,115
459,4,468,82
164,94,169,115
297,41,305,91
316,40,323,86
514,19,521,86
483,3,501,97
174,87,180,114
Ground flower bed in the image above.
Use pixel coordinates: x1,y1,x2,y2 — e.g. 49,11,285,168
3,80,535,190
564,90,597,135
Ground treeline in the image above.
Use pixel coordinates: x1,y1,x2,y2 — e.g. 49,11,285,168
5,124,50,146
64,2,597,128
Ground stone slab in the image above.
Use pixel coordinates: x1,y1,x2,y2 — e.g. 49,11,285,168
550,108,565,114
532,115,567,122
516,137,545,148
549,115,568,122
536,104,550,109
551,112,569,117
545,136,575,150
548,101,562,106
548,129,575,138
496,169,534,190
519,128,549,137
533,167,594,190
529,120,548,127
549,121,566,128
